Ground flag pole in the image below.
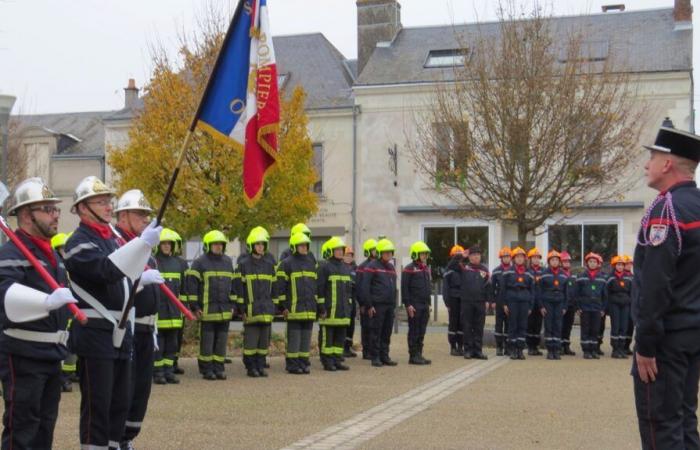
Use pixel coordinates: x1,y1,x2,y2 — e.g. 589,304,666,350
116,0,247,333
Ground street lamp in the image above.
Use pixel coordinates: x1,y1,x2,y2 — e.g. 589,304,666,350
0,94,17,190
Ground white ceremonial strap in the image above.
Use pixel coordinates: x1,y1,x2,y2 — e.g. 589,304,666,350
4,283,49,323
135,314,156,326
108,238,151,282
4,328,69,346
71,282,118,327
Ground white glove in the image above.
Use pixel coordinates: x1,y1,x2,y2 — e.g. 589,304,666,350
44,287,78,311
141,269,165,286
140,220,163,248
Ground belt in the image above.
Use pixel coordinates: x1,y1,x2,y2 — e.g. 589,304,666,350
4,328,69,346
135,315,156,326
82,309,122,321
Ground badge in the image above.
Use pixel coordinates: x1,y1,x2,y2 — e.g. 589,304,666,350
649,224,668,246
554,280,559,287
619,281,625,287
517,277,524,283
591,286,596,291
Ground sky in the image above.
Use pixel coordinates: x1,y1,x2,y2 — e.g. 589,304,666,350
0,0,694,116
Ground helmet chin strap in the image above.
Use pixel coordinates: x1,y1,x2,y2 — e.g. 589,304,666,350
84,203,110,225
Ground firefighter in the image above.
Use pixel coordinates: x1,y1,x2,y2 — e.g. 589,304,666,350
491,247,511,356
460,245,491,360
0,178,77,449
606,255,633,359
235,227,276,378
342,246,358,358
52,231,79,393
317,237,353,371
402,241,432,365
537,250,569,360
526,247,544,355
442,245,465,356
575,252,607,359
279,223,315,262
171,230,189,375
623,254,634,356
499,247,535,360
276,232,320,374
64,176,161,449
360,238,399,367
356,239,377,360
114,189,164,449
560,251,577,356
186,230,235,380
153,228,187,384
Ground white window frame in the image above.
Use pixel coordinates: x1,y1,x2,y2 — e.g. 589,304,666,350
420,220,496,268
541,217,623,266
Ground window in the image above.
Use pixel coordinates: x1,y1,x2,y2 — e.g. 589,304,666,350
312,143,323,194
548,223,618,268
425,49,470,68
424,225,490,278
433,122,470,176
277,73,289,89
558,41,609,63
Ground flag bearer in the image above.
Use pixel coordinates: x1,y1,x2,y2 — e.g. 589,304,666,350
402,241,432,365
491,247,512,356
606,255,633,359
537,250,569,360
575,253,608,359
186,230,235,380
442,245,465,355
499,247,535,360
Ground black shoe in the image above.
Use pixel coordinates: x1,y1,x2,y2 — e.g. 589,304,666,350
61,380,73,393
324,364,337,372
173,366,185,375
496,346,504,356
153,375,167,385
418,353,432,365
517,349,526,360
510,352,519,360
165,374,180,384
450,348,463,356
224,358,232,364
554,351,561,360
371,359,383,367
528,348,542,356
592,352,600,359
409,355,422,365
625,347,633,356
381,358,397,366
247,369,260,378
215,372,227,380
289,367,304,375
203,372,217,380
473,352,488,360
258,368,269,377
595,347,604,356
562,346,576,356
547,352,555,360
344,347,358,358
362,354,372,360
335,362,350,371
583,352,593,360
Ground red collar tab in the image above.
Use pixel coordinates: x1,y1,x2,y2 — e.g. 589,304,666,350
82,220,114,240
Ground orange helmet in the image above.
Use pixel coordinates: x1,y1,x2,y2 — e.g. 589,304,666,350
560,251,572,262
449,245,465,257
498,247,512,258
527,247,542,259
623,254,633,263
584,252,603,264
511,247,527,258
546,250,561,262
611,255,624,266
345,246,354,255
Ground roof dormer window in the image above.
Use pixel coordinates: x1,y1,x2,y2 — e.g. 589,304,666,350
424,49,470,68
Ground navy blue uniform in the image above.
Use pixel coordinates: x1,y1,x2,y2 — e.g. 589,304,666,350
560,269,577,354
606,270,632,356
442,256,463,353
536,267,569,356
526,265,544,353
64,222,135,449
632,181,700,449
459,264,490,358
359,258,397,364
401,261,431,361
498,266,535,355
574,270,607,357
0,231,69,450
491,263,510,354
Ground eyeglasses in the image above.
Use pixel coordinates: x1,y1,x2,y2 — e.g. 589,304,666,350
87,199,113,207
30,205,61,215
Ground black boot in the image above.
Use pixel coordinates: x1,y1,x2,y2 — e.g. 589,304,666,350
562,344,576,356
257,355,268,377
371,358,383,367
496,341,504,356
517,348,526,360
381,356,398,366
554,348,561,360
595,344,604,356
546,350,555,360
344,343,358,358
409,350,421,365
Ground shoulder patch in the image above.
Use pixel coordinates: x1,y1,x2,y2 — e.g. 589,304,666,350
649,224,668,246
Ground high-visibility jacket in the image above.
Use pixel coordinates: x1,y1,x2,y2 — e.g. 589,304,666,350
317,258,352,326
185,252,235,321
275,253,320,321
235,253,276,324
155,252,188,329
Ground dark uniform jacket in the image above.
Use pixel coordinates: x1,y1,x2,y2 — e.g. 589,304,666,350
606,270,633,306
275,253,319,321
401,261,431,309
63,221,133,359
185,252,235,322
116,226,159,335
355,257,374,307
359,258,397,308
0,231,69,361
536,267,569,308
154,252,188,329
633,181,700,357
317,258,352,326
491,263,511,307
441,256,463,307
498,265,535,308
460,263,491,304
574,270,608,312
235,253,276,324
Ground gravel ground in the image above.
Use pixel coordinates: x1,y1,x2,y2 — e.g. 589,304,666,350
47,330,645,449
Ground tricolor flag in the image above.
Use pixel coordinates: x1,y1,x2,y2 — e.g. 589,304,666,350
195,0,280,205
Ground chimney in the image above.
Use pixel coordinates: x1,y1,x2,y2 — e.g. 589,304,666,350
356,0,402,75
124,78,140,109
674,0,693,30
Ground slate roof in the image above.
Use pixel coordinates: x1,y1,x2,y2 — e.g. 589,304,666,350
356,8,693,85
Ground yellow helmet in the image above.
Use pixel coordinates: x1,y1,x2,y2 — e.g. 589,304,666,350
246,227,270,253
362,238,378,258
289,232,311,253
202,230,227,253
323,236,346,259
376,238,395,254
409,241,431,260
290,223,311,237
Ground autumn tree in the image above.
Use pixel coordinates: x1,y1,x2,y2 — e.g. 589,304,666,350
109,12,318,241
408,3,649,245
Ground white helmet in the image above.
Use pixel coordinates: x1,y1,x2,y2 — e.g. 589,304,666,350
71,176,115,213
8,177,61,216
114,189,153,213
